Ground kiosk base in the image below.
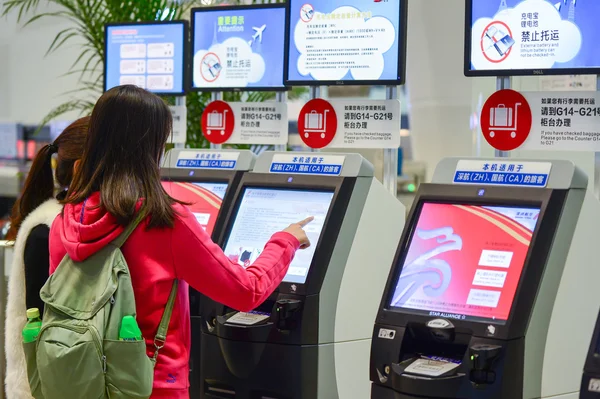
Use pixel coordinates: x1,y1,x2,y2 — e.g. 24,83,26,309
200,333,372,399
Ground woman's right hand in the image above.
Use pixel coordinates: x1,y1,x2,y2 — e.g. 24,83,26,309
283,217,314,249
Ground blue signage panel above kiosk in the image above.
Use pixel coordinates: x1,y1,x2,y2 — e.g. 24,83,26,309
370,157,588,399
104,21,188,95
284,0,408,86
198,152,405,398
160,149,256,399
465,0,600,76
190,4,287,92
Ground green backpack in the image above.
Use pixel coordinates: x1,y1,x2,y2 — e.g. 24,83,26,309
23,210,178,399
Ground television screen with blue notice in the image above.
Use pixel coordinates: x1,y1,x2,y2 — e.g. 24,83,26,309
190,4,287,91
104,21,187,95
285,0,407,86
465,0,600,76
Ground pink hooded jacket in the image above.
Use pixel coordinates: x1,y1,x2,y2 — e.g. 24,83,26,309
49,192,299,398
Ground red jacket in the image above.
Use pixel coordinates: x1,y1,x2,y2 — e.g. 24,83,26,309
49,192,299,399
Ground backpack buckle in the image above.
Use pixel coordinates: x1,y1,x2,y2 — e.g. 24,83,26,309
154,337,166,350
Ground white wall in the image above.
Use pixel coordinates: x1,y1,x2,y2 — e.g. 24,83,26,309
0,4,93,124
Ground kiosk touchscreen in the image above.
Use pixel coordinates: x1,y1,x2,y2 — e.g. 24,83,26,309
198,152,405,399
160,148,255,398
371,158,588,399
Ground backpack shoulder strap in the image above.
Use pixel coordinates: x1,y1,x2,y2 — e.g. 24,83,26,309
151,280,179,366
112,209,147,248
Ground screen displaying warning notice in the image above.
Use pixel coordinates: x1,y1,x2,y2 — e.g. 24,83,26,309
105,23,185,94
161,181,228,235
191,6,286,90
223,188,334,284
287,0,403,83
388,203,541,324
469,0,600,72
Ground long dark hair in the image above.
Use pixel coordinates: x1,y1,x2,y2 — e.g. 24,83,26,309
65,85,178,228
6,116,90,240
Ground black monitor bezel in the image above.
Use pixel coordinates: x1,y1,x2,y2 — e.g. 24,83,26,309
217,172,355,296
103,20,189,96
160,168,242,242
376,183,567,341
283,0,408,87
463,0,600,77
188,3,289,93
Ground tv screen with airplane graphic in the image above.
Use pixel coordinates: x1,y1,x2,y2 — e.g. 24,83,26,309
190,4,287,91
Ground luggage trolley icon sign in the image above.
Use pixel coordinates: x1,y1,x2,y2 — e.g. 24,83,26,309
481,89,532,152
201,100,235,144
298,99,338,149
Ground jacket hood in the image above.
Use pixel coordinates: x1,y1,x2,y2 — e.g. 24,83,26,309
60,192,138,261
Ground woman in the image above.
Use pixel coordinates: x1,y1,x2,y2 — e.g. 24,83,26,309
49,85,310,399
5,117,89,398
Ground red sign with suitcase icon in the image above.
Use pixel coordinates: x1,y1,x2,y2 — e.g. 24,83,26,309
297,99,337,149
481,89,532,152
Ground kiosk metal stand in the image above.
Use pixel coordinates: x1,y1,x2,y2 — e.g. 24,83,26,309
495,76,512,158
275,91,287,152
307,86,322,153
384,85,399,196
174,96,186,149
210,92,223,150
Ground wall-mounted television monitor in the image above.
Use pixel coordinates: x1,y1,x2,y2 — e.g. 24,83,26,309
104,21,188,95
162,181,228,235
190,4,287,92
285,0,408,86
388,202,541,325
465,0,600,76
222,187,334,284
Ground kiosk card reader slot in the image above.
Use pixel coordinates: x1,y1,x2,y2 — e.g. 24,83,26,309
370,158,588,399
198,152,406,399
160,148,256,399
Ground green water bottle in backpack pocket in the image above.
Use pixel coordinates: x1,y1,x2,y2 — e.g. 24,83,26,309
23,210,178,399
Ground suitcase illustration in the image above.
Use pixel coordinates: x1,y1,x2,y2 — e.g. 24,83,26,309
208,111,223,128
305,111,323,130
490,104,513,127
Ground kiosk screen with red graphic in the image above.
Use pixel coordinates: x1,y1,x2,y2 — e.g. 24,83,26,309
389,202,540,324
223,188,334,284
162,181,228,235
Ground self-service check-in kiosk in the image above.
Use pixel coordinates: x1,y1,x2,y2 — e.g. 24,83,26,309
161,148,256,397
370,158,588,399
198,152,405,399
581,310,600,398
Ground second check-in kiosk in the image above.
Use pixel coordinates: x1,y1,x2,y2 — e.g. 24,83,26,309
199,152,405,399
161,148,256,398
370,158,587,399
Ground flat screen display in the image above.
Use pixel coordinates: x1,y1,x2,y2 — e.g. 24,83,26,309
285,0,406,85
191,5,286,91
466,0,600,75
162,181,228,235
223,188,334,284
105,22,186,94
388,203,541,325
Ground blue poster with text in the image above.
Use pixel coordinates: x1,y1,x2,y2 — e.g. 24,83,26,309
105,23,185,94
469,0,600,72
192,7,286,90
287,0,402,83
